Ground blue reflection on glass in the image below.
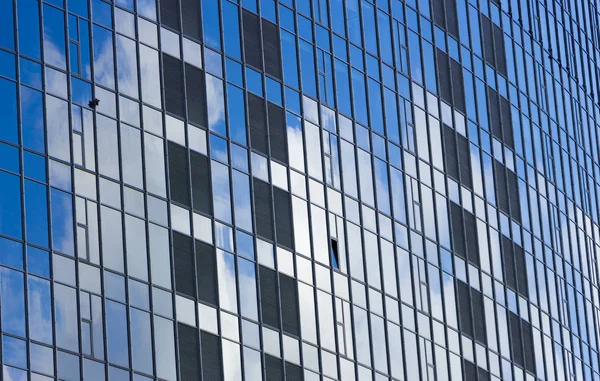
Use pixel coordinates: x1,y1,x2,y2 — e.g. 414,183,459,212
106,300,129,367
51,189,75,256
0,50,15,79
236,230,255,260
20,58,42,88
0,0,14,50
0,171,22,240
207,75,226,135
3,335,26,368
21,86,45,153
0,237,22,270
210,134,229,163
246,67,263,96
92,0,113,27
203,0,221,50
0,78,18,143
28,276,53,344
18,0,40,59
227,84,247,145
226,58,243,86
24,152,46,183
223,2,241,59
266,78,282,106
0,143,19,173
27,246,50,278
130,309,153,374
93,25,115,89
43,4,67,69
1,268,26,337
137,0,156,21
25,180,49,248
212,161,232,223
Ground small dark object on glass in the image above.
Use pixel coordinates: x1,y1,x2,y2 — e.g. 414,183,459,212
88,98,100,108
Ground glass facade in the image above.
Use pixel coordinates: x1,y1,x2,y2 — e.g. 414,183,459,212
1,0,600,380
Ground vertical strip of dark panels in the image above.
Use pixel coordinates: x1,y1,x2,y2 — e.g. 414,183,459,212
522,321,536,374
185,63,208,128
243,10,263,70
501,236,517,291
443,125,460,181
464,210,480,266
509,312,525,368
181,0,201,40
253,178,274,241
196,240,217,305
514,244,529,298
268,102,288,164
493,24,507,76
259,265,280,329
201,332,223,381
274,188,294,250
190,151,213,216
177,323,199,381
436,49,452,106
262,19,282,79
432,0,446,29
471,288,487,344
507,169,521,222
494,161,510,215
163,54,185,118
450,202,466,259
487,86,502,141
248,93,269,155
463,360,478,381
481,15,495,67
450,58,466,113
457,134,472,189
168,142,191,207
279,274,299,336
457,280,473,338
285,362,304,381
173,232,195,297
446,0,459,37
160,0,181,31
500,95,514,148
478,367,491,381
265,355,283,381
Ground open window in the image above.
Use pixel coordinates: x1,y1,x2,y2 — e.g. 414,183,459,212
330,238,339,269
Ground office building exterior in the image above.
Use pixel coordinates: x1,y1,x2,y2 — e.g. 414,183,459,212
0,0,599,380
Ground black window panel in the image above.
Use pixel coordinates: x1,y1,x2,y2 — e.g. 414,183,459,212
262,19,282,79
260,266,280,329
450,58,466,113
487,86,502,141
522,321,536,374
500,95,514,148
201,332,223,381
248,94,269,155
173,232,195,298
168,142,191,207
493,24,507,76
463,360,477,381
494,161,510,215
274,188,294,250
457,280,473,338
514,244,529,298
190,151,213,216
279,273,299,336
481,15,495,67
163,54,185,118
160,0,180,32
185,63,208,128
181,0,201,40
450,202,466,259
507,169,521,222
436,49,452,106
445,0,459,37
509,312,524,368
457,133,472,189
243,10,263,70
268,102,288,164
266,355,283,381
285,361,304,381
471,288,487,344
178,323,199,381
196,240,217,305
501,236,517,291
443,125,459,181
253,178,274,241
478,367,491,381
464,210,479,266
432,0,445,29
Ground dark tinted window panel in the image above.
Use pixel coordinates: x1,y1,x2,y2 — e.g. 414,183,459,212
160,0,180,32
268,102,288,164
463,360,477,381
457,134,472,189
507,169,521,222
274,188,294,250
464,210,479,266
500,95,514,148
163,54,185,118
457,280,473,337
436,49,452,106
201,332,223,381
190,151,213,216
243,10,263,70
471,288,486,344
260,266,280,329
279,273,299,336
501,236,517,291
481,16,495,67
487,86,502,141
168,142,191,207
443,125,459,181
522,321,536,374
509,312,524,368
514,244,529,298
450,58,465,113
450,202,466,259
432,0,445,29
253,178,273,241
174,232,195,297
181,0,201,40
285,362,304,381
262,19,282,79
248,94,269,155
185,63,208,128
265,354,283,381
478,367,491,381
494,161,510,215
178,323,199,381
493,24,507,76
196,240,217,305
445,0,459,37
